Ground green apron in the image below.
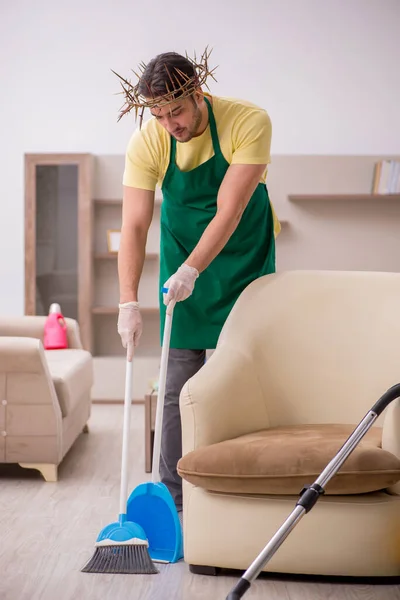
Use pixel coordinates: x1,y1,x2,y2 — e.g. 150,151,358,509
159,97,276,349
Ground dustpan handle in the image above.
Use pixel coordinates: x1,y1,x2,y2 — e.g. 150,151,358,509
119,351,134,517
151,298,175,483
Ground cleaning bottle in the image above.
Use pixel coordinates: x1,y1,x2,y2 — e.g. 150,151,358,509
43,303,68,350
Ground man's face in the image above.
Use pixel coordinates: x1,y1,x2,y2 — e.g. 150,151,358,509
149,95,203,142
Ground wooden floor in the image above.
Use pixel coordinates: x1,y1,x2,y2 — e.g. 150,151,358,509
0,404,399,600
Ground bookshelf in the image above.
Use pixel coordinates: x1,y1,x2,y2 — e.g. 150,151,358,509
90,186,163,402
30,154,399,403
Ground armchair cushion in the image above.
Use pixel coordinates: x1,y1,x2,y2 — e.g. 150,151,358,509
177,423,400,495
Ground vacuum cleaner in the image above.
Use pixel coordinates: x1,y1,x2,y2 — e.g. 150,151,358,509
226,383,400,599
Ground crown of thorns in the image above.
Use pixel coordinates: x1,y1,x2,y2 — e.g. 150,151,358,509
111,46,218,125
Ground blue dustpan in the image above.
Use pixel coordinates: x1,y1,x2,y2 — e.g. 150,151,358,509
127,481,183,563
127,298,183,563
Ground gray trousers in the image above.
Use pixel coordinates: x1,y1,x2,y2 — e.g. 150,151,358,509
159,348,206,511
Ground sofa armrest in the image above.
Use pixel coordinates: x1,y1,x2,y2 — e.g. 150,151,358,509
0,316,83,349
0,337,63,463
382,397,400,495
180,343,270,455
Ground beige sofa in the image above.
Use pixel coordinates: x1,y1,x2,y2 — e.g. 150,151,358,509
178,270,400,579
0,316,93,481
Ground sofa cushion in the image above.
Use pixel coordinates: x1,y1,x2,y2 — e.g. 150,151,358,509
177,424,400,495
44,349,93,417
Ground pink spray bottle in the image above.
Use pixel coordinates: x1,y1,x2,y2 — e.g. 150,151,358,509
43,303,68,350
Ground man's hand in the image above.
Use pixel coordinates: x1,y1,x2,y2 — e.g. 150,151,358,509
163,264,199,305
117,301,143,361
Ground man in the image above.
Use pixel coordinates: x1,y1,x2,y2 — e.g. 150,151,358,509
116,50,279,514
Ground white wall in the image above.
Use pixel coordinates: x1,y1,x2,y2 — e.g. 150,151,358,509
1,0,399,315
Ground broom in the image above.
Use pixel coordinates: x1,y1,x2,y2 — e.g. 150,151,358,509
81,349,158,574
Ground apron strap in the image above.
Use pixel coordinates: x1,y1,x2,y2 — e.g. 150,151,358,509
204,96,222,157
170,132,177,163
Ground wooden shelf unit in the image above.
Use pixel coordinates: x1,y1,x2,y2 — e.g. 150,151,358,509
90,184,163,402
29,155,399,402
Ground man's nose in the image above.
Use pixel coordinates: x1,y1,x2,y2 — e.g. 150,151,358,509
165,119,177,133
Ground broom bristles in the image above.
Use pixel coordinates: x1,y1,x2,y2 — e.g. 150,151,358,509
81,543,158,574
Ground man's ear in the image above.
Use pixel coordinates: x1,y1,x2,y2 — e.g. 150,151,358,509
193,88,205,105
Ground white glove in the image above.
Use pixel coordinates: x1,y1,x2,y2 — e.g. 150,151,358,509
163,263,199,306
117,301,143,361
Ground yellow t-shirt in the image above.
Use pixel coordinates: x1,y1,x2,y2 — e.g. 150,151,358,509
123,94,280,236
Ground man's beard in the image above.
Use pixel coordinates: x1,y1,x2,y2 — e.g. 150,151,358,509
173,106,203,142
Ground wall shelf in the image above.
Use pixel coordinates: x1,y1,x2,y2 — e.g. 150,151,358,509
289,193,400,202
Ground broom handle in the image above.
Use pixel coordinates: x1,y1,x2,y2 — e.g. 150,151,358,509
119,351,134,518
151,299,175,483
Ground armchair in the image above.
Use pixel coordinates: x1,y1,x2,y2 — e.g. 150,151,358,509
178,271,400,578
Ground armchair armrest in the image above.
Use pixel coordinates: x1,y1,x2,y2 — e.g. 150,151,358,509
180,343,270,455
0,316,83,349
382,397,400,494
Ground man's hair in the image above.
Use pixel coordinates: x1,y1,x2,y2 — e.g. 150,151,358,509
112,46,216,123
137,52,198,100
